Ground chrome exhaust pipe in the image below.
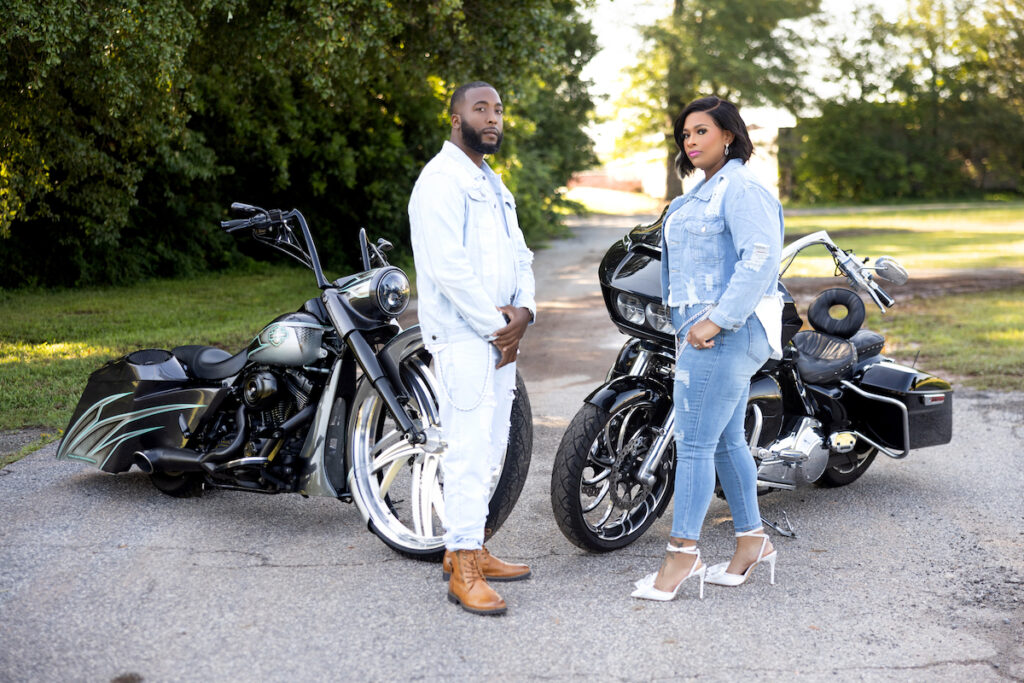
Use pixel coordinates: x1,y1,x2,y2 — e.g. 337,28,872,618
133,448,207,473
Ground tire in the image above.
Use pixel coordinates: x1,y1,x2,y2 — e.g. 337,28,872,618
149,471,204,498
347,344,532,561
550,400,674,552
817,444,877,487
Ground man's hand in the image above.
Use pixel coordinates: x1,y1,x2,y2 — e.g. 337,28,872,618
493,305,532,368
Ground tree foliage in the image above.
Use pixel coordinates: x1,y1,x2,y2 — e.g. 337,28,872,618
786,0,1024,203
617,0,820,197
0,0,597,287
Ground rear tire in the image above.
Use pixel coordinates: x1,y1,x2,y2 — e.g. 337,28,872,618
149,472,204,498
817,445,877,487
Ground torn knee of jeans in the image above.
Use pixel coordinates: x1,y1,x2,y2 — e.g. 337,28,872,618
675,368,690,387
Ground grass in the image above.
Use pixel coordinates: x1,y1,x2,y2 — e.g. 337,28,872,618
0,264,317,432
865,287,1024,391
782,202,1024,275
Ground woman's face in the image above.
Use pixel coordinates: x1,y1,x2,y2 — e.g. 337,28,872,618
680,111,734,176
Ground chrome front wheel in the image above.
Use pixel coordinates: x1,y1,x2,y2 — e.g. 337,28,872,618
347,335,532,560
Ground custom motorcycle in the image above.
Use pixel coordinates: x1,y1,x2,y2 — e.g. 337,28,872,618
550,210,952,551
57,203,532,560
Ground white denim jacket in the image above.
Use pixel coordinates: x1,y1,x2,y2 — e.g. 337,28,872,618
409,141,536,348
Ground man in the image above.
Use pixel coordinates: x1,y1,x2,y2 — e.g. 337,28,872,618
408,81,536,615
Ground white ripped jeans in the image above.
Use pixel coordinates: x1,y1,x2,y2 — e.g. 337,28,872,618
431,337,517,551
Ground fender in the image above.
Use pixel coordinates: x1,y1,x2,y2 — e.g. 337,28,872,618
584,374,672,416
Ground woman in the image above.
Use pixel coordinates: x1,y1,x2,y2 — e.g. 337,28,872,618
631,96,784,601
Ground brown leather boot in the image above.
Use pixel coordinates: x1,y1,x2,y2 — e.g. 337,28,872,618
442,545,532,582
446,549,507,615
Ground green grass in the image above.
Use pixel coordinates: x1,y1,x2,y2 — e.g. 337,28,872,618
782,202,1024,275
865,287,1024,391
0,264,316,431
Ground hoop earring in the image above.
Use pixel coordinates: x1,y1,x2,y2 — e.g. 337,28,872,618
724,143,730,156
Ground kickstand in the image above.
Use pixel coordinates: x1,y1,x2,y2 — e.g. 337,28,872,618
761,511,796,538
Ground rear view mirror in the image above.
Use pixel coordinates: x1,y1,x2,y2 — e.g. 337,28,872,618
874,256,909,285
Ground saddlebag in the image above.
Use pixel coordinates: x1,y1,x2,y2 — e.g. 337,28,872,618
57,349,223,473
845,361,953,452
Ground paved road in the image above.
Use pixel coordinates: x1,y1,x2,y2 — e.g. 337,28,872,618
2,215,1022,681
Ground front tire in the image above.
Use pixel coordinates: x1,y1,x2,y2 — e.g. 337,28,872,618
347,344,532,561
550,400,674,552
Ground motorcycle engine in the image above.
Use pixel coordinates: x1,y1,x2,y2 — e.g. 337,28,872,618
755,417,829,488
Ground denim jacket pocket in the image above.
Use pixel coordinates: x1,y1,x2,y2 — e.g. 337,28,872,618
683,215,726,264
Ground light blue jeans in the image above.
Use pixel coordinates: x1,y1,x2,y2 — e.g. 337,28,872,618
670,305,772,540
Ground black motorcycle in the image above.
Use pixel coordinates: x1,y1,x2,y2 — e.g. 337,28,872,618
57,203,532,560
550,210,952,551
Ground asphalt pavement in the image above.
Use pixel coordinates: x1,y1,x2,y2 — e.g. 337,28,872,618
1,214,1022,682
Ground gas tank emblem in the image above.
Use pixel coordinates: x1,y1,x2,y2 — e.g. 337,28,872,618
266,324,288,347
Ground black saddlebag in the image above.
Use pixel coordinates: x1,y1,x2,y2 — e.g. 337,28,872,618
846,361,953,452
57,349,223,473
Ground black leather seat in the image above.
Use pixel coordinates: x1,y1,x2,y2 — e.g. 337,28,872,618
850,329,885,359
791,331,857,385
172,345,248,380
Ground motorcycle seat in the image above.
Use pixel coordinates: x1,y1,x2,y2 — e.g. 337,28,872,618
850,329,885,359
791,331,857,385
172,345,248,380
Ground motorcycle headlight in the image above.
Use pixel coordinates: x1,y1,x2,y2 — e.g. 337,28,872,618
616,293,646,325
645,302,674,334
372,267,410,317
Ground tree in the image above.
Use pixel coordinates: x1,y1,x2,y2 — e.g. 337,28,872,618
785,0,1024,202
617,0,820,198
0,0,597,287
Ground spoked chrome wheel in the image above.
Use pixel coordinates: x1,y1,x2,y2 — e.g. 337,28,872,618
349,350,448,558
347,331,533,560
551,400,674,552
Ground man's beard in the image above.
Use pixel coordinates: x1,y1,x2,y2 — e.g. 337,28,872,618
461,121,503,155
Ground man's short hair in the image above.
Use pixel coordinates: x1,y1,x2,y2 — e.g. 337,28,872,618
449,81,496,115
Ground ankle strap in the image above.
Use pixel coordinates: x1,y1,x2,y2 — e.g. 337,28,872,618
736,528,767,538
665,543,699,555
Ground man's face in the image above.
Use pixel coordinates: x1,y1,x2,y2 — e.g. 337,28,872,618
454,86,504,155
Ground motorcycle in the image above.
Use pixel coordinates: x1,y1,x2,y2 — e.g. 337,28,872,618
550,209,952,551
57,203,532,560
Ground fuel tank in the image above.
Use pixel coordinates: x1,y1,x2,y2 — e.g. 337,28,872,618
247,312,326,367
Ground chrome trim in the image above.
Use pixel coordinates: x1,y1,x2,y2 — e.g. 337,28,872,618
627,347,652,377
212,456,269,471
636,409,675,488
297,357,344,497
747,403,763,453
840,379,911,459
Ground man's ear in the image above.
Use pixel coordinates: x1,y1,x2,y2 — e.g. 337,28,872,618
451,113,461,129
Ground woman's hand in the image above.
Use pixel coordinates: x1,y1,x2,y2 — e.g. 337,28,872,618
686,318,721,350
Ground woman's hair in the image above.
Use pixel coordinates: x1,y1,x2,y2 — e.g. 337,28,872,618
673,96,753,178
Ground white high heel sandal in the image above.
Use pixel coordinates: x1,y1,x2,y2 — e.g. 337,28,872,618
705,528,777,587
630,544,705,601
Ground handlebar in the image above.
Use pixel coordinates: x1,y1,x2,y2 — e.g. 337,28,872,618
781,230,901,313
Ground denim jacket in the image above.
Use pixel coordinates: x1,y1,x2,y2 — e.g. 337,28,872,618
660,159,783,333
409,141,536,348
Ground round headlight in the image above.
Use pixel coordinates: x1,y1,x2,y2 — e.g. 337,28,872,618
616,293,645,325
374,268,410,316
645,302,674,334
